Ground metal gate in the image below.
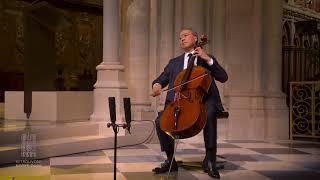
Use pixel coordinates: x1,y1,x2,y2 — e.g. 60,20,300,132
290,81,320,139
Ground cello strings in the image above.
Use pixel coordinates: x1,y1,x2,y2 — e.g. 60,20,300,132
162,73,208,93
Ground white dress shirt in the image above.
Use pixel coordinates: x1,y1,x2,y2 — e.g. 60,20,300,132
183,51,214,69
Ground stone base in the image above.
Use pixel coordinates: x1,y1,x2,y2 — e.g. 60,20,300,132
90,62,129,137
5,91,93,121
264,94,289,140
225,92,289,140
132,102,156,121
90,88,128,122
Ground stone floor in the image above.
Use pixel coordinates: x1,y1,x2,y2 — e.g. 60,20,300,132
0,139,320,180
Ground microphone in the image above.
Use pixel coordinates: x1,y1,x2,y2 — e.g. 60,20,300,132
123,97,132,133
108,97,116,124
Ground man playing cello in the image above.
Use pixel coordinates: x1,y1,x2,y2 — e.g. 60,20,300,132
151,28,228,179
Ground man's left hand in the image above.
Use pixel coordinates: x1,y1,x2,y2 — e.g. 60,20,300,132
194,47,211,62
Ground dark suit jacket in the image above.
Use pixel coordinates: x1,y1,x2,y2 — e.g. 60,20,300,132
152,53,228,113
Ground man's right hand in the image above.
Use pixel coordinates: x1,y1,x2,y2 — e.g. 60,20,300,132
151,83,162,97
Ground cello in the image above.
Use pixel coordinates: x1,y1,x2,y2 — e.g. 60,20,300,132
160,35,212,139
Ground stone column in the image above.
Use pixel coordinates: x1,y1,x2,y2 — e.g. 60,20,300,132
250,0,266,140
174,0,183,56
91,0,128,135
224,0,267,140
126,0,152,120
212,0,226,67
212,0,227,95
263,0,289,140
157,0,175,110
211,0,229,139
149,0,159,113
159,0,174,70
182,0,205,35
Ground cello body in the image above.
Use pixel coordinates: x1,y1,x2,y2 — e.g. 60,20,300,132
160,66,212,139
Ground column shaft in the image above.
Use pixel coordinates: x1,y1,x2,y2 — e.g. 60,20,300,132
182,0,205,34
263,0,288,140
157,0,175,108
91,0,128,135
126,0,151,119
103,0,119,64
263,0,283,93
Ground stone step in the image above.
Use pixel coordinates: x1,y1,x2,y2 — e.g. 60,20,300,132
0,119,158,165
0,121,99,145
0,134,142,165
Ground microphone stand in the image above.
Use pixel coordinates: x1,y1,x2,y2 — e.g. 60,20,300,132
107,97,131,180
107,122,127,180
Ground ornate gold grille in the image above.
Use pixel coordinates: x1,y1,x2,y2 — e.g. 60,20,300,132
290,81,320,139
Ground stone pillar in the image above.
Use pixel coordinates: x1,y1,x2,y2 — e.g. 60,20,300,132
251,0,266,140
182,0,205,35
263,0,289,140
174,0,183,56
211,0,228,139
157,0,175,110
224,0,267,140
159,0,174,70
211,0,227,95
126,0,152,120
149,0,160,113
212,0,226,66
91,0,128,135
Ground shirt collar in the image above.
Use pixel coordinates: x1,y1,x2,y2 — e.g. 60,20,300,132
184,50,195,59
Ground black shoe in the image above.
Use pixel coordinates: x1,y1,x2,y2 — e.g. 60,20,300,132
152,160,178,174
202,159,220,179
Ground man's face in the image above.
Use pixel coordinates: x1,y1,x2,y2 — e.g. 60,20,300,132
179,29,197,51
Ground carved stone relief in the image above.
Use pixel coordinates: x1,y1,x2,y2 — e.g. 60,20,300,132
54,11,101,90
282,0,320,96
0,0,102,91
291,0,320,11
